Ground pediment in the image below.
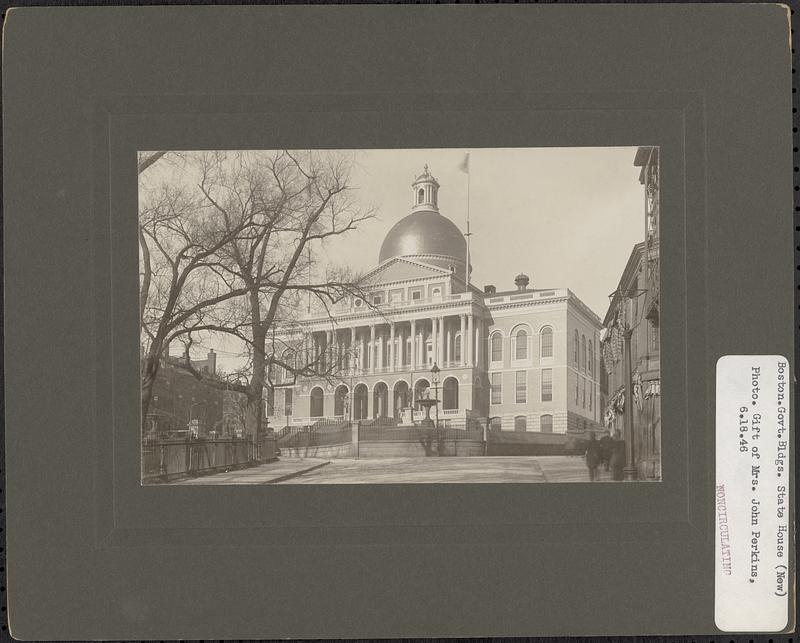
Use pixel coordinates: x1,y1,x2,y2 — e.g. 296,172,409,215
364,257,450,285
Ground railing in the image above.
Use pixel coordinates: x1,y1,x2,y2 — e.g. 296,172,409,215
290,415,345,426
142,436,277,482
359,424,483,442
279,421,353,449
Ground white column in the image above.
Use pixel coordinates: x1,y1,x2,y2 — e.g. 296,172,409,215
430,317,437,366
459,314,467,366
446,323,452,366
438,317,445,366
389,323,396,372
410,319,417,370
326,330,332,370
360,333,366,371
369,325,376,373
350,327,356,371
397,328,404,367
467,314,474,367
475,318,482,367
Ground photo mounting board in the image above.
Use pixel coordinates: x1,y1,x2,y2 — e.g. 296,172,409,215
3,4,794,638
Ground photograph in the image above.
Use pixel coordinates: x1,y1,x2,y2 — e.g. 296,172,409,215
139,146,661,484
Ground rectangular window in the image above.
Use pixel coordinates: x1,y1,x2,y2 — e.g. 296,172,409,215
491,372,502,405
575,377,579,405
411,290,422,300
284,389,293,416
541,369,552,402
582,377,586,408
266,387,275,417
589,385,593,411
515,370,527,403
650,320,660,352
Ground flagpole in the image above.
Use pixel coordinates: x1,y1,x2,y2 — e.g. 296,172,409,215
465,169,471,290
458,152,472,291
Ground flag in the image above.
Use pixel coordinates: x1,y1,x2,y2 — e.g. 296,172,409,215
458,152,470,174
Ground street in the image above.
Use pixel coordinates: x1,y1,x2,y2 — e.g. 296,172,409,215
173,455,617,484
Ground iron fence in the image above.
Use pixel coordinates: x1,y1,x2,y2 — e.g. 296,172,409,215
278,421,353,449
142,436,277,482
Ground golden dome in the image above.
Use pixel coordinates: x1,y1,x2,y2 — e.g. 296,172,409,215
378,210,467,265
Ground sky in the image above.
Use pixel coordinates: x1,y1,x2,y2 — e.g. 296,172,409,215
142,146,646,370
319,146,644,316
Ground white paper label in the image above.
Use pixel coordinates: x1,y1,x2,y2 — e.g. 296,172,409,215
715,355,791,632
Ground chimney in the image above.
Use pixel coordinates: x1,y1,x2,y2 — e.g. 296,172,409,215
514,273,530,291
484,284,496,295
207,349,217,375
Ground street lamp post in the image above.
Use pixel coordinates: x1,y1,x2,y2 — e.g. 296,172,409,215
431,363,441,455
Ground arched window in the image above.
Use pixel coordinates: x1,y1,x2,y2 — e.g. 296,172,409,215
393,380,410,416
454,333,462,363
490,332,503,362
581,335,586,373
581,335,587,371
490,416,503,432
540,326,553,358
418,188,425,204
515,328,528,360
588,341,593,375
540,414,553,433
310,386,324,418
373,382,388,419
573,330,579,365
514,416,527,432
353,383,368,420
334,385,348,417
443,377,459,411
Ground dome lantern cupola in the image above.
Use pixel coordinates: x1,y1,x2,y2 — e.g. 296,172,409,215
378,166,467,280
411,164,440,213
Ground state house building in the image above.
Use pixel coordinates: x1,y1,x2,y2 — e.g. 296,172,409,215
271,167,603,435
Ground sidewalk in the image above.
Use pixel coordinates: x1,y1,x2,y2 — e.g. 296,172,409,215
536,455,615,483
172,458,331,485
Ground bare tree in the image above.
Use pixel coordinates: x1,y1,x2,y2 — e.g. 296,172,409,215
175,150,375,438
138,155,261,432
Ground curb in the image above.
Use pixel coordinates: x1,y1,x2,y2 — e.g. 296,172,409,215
261,461,331,484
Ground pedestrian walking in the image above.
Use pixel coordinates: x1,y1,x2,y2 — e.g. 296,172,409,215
584,432,602,482
599,433,612,471
609,438,625,481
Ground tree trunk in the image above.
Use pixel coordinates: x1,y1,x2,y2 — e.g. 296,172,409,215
141,354,160,435
245,324,267,442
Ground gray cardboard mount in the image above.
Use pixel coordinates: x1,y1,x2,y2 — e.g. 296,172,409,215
2,4,794,639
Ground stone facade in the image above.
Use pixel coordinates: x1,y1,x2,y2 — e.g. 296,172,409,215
270,166,603,437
